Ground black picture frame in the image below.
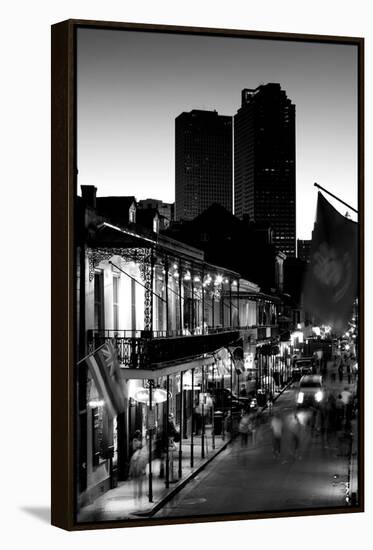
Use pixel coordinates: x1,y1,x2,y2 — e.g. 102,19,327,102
51,19,364,531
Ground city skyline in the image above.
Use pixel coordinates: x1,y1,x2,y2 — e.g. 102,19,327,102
234,84,296,256
77,28,358,239
175,109,232,221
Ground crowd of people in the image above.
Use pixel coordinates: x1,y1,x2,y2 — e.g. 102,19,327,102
126,349,357,507
234,351,358,462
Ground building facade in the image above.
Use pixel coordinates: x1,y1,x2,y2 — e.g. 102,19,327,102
75,187,298,520
297,239,311,263
175,109,232,221
234,83,296,257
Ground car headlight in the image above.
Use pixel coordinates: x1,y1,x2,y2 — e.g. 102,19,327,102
297,392,304,404
315,391,323,402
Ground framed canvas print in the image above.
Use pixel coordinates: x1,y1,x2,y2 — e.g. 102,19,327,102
51,19,364,530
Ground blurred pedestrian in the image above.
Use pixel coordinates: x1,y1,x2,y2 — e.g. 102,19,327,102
129,443,148,506
132,429,143,452
240,384,248,397
168,413,180,441
346,362,352,385
238,412,250,447
270,414,283,458
223,410,232,440
341,387,353,431
325,392,337,442
289,411,302,459
248,411,258,446
330,360,337,383
267,396,273,415
335,394,344,430
308,404,318,436
168,436,177,482
155,428,167,478
338,364,344,382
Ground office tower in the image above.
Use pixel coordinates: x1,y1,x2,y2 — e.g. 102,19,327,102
234,83,296,257
175,110,232,221
297,239,312,263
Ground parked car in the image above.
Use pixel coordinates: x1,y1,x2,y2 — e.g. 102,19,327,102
296,374,324,407
211,387,249,413
292,357,314,380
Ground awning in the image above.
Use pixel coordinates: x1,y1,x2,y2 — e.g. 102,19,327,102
119,355,216,380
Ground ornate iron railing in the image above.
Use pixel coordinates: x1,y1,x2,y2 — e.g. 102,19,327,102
87,328,240,369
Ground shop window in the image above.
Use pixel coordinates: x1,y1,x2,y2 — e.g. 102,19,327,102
94,271,104,331
91,405,113,468
113,275,119,331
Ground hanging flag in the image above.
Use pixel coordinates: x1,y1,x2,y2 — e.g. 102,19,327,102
303,192,358,331
85,340,125,418
228,345,244,374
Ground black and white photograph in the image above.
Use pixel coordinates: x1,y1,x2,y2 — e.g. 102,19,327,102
70,23,362,526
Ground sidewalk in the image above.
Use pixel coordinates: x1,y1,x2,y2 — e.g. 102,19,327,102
78,431,230,522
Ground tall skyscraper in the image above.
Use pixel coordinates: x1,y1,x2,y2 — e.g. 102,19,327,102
175,109,232,221
234,83,296,257
297,239,312,263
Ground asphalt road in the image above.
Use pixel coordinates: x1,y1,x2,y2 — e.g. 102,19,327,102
154,372,354,519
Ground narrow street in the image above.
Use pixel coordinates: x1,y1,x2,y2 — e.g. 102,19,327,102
154,363,356,518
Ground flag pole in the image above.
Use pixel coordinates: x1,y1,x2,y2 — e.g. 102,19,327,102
314,182,358,214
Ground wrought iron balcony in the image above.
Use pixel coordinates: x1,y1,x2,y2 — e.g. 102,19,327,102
238,325,279,341
87,328,240,369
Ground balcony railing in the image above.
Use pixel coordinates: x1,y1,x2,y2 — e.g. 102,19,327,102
238,325,279,340
87,328,240,369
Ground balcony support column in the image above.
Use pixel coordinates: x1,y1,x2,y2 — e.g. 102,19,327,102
212,364,215,449
229,279,232,328
165,256,169,334
165,375,170,488
191,264,195,334
144,248,154,334
190,368,194,468
230,354,233,433
178,371,183,479
237,279,240,328
201,267,205,335
179,258,183,335
148,380,153,503
201,365,205,459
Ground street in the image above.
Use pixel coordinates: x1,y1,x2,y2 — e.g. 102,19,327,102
154,363,356,518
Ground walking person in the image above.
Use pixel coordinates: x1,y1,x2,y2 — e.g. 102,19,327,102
335,394,344,430
238,412,250,447
132,429,142,452
168,436,177,482
330,359,337,383
289,411,302,460
248,411,258,446
270,414,283,458
341,386,353,431
325,392,337,445
346,362,352,385
129,442,148,507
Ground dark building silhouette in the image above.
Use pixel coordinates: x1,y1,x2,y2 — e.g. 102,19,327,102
234,83,296,257
175,109,232,221
137,198,174,227
297,239,312,262
165,203,284,294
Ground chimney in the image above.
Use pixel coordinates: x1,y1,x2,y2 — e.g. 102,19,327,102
81,185,97,208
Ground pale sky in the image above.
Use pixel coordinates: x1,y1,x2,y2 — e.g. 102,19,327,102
77,28,358,239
